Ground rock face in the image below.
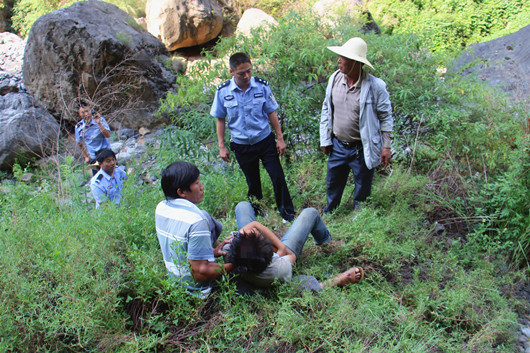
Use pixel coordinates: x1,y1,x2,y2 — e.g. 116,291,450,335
0,90,60,171
0,32,25,75
236,8,278,37
146,0,224,51
451,25,529,107
23,0,175,130
312,0,380,34
0,70,24,95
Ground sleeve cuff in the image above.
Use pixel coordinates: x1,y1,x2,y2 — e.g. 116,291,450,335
382,131,393,149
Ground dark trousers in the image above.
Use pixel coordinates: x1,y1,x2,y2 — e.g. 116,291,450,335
230,133,295,221
324,137,374,213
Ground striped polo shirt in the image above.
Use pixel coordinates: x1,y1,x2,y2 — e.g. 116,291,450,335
155,198,215,296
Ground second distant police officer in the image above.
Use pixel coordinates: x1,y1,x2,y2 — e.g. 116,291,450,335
90,149,127,208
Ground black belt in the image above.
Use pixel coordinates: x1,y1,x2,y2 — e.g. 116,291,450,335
336,138,362,149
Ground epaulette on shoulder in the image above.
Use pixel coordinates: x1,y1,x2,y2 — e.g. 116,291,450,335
216,80,230,90
254,77,269,86
95,174,104,183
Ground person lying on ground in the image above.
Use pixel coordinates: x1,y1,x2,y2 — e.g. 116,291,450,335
223,201,364,291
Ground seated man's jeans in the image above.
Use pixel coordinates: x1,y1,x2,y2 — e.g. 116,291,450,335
235,201,331,258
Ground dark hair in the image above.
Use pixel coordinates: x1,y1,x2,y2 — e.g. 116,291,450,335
161,161,200,200
225,231,273,275
96,148,116,163
229,52,251,70
78,99,91,110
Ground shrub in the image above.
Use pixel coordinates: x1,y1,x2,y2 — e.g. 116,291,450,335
368,0,530,52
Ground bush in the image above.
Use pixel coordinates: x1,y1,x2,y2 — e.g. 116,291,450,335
12,0,147,37
368,0,530,52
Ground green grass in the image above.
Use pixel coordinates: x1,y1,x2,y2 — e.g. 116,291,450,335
0,155,523,351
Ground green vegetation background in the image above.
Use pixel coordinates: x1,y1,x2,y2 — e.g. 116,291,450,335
1,0,529,351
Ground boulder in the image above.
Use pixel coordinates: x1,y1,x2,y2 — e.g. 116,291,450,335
23,0,175,130
312,0,380,34
0,32,26,75
0,70,24,95
146,0,224,51
218,0,240,38
0,92,60,171
451,25,529,107
236,8,278,37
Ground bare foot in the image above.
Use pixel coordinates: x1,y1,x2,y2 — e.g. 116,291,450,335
336,267,364,287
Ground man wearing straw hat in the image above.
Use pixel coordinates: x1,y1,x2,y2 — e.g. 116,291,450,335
320,37,393,214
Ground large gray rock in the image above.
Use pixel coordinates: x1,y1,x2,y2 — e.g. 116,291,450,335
451,25,529,106
236,8,278,37
0,70,24,95
0,92,60,171
0,32,26,75
146,0,224,51
23,0,175,130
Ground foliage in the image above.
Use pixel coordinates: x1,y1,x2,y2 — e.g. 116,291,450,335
12,0,77,37
11,0,146,37
471,133,530,265
368,0,530,52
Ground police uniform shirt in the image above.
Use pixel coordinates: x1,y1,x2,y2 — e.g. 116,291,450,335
90,166,127,208
210,76,279,145
75,117,112,159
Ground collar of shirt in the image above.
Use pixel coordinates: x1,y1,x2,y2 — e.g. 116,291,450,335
229,76,258,92
338,71,365,90
98,169,114,181
166,198,204,215
83,119,99,127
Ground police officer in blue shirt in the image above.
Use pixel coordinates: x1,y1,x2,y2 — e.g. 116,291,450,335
75,103,111,174
90,149,127,208
210,52,295,222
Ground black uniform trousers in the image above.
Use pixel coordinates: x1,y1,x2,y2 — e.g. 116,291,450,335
230,133,295,221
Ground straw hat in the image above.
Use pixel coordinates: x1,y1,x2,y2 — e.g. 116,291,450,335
88,161,100,169
327,37,374,70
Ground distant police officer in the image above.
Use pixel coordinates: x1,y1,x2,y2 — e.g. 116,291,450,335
210,52,295,222
90,149,127,208
75,103,111,175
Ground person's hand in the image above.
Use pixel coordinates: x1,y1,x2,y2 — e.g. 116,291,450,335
213,235,234,257
381,148,391,169
84,155,90,163
276,139,286,156
239,223,259,237
219,145,230,162
93,113,101,125
321,145,332,155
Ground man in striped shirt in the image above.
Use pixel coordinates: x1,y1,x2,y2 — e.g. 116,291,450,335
155,161,234,297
